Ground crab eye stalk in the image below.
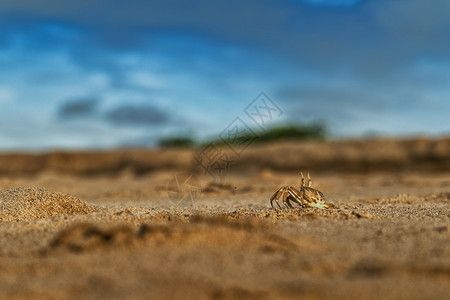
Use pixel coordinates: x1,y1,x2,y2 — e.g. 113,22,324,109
300,172,305,187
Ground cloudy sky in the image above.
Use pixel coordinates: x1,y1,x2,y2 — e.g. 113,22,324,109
0,0,449,150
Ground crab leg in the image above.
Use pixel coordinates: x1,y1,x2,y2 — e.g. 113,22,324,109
286,187,306,207
285,195,294,208
270,187,284,208
282,187,295,208
282,187,290,207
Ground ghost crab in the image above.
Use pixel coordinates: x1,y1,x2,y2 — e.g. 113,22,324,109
270,172,330,209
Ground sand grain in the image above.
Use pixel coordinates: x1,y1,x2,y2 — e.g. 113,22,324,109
0,187,94,222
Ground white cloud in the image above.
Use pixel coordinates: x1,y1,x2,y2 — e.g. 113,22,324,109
0,87,14,103
126,71,166,90
86,73,111,90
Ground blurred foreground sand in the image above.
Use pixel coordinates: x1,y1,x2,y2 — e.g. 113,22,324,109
0,138,449,299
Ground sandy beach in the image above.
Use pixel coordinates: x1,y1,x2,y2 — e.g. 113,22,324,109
0,138,449,299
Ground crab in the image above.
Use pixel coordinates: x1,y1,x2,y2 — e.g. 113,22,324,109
270,172,330,209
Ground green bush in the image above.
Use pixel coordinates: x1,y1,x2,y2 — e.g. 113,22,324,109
158,136,196,148
200,122,326,147
158,123,327,148
255,123,326,142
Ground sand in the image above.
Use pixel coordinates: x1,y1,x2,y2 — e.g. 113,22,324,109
0,138,449,299
0,187,95,222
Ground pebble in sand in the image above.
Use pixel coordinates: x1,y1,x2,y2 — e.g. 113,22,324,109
0,187,93,222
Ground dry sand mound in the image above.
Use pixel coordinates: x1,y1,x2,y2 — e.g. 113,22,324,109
0,187,94,222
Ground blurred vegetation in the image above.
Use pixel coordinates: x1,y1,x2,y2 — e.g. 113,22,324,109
251,123,326,143
157,136,196,148
158,122,327,148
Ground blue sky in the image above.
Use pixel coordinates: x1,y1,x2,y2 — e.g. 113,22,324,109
0,0,449,150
